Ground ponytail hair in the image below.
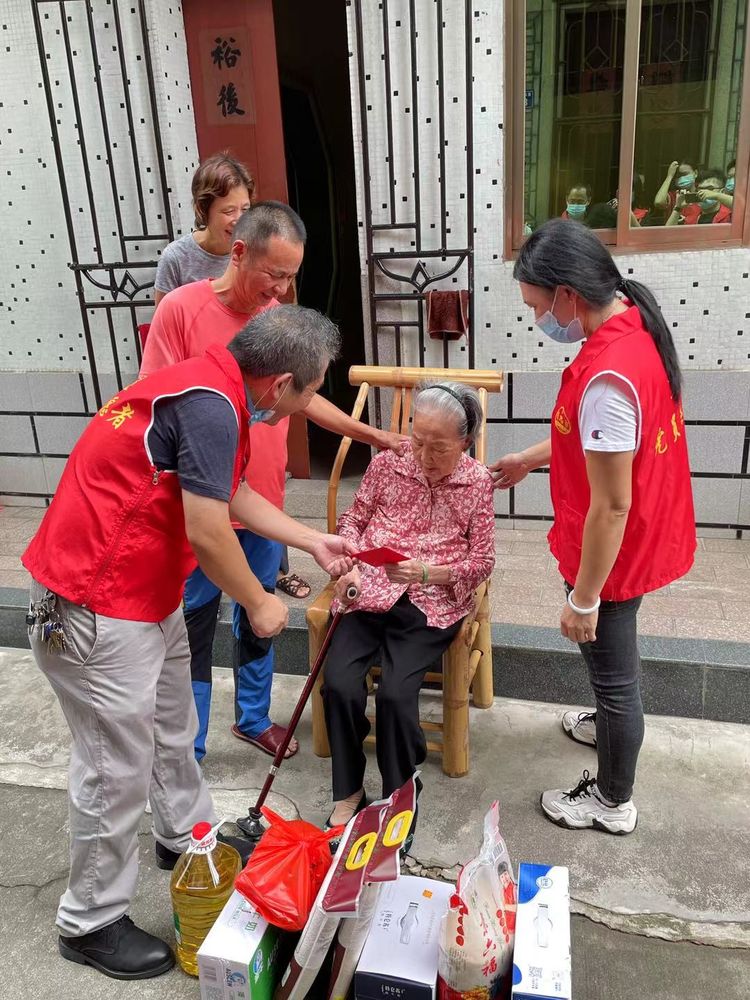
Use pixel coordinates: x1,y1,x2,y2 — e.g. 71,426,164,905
616,278,681,400
514,219,683,400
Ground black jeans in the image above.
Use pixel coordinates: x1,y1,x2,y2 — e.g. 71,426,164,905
570,585,644,803
321,594,463,800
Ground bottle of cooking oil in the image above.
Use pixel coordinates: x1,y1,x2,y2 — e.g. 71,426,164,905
170,821,242,976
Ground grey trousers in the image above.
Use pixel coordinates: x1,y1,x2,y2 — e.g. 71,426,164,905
29,578,217,937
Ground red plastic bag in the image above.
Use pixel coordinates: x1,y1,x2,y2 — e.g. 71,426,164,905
234,808,342,931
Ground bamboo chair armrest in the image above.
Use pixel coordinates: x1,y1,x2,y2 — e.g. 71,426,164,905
306,580,336,622
457,579,489,644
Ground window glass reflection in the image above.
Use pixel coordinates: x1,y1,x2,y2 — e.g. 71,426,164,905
632,0,744,227
524,1,624,232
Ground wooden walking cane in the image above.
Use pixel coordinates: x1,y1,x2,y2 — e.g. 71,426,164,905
236,584,358,841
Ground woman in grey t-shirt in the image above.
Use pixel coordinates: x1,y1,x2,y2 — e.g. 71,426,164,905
153,152,254,308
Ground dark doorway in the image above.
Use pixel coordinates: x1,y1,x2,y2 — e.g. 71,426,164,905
273,0,370,479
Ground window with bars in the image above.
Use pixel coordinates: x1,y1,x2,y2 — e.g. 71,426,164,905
507,0,750,251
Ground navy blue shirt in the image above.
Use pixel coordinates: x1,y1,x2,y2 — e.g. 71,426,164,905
147,390,239,501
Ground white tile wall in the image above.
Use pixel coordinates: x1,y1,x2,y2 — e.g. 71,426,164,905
0,0,197,375
345,1,750,374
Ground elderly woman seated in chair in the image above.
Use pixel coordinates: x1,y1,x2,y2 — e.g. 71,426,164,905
322,381,496,833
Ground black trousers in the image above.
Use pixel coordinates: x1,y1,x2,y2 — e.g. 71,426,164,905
566,583,644,803
580,595,644,803
321,594,463,800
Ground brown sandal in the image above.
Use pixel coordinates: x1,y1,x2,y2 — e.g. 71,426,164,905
231,723,299,758
276,572,311,599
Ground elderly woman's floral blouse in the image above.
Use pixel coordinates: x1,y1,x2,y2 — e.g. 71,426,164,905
333,443,496,628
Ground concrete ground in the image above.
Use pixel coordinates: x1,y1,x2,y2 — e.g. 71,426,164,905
1,647,748,999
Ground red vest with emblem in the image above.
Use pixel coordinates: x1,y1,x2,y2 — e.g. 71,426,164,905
22,344,250,621
548,306,696,600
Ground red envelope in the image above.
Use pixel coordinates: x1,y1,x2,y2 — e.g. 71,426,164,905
353,546,408,566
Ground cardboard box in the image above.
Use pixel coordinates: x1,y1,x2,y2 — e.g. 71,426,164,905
355,876,454,1000
197,890,281,1000
511,863,571,1000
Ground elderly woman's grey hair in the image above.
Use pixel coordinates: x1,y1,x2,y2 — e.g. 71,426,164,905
413,381,482,446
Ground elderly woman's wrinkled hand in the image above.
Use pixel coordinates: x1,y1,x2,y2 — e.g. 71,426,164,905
384,559,424,585
334,566,361,605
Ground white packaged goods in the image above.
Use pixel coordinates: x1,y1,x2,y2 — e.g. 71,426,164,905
511,864,571,1000
355,876,455,1000
437,802,517,999
197,890,280,1000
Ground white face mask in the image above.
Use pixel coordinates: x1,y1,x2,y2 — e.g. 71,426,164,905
535,287,586,344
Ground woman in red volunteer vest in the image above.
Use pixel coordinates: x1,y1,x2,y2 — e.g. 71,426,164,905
491,219,696,836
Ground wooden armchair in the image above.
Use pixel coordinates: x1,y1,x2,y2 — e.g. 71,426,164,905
307,365,503,777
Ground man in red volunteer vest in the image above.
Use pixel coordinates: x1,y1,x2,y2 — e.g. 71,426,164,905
141,201,404,764
491,219,696,837
666,166,733,227
22,305,354,980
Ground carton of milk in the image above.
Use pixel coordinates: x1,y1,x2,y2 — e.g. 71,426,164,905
355,876,454,1000
511,863,571,1000
197,890,281,1000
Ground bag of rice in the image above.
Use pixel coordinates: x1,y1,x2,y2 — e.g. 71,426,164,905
437,802,516,1000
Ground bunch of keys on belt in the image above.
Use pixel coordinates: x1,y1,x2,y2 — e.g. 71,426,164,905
26,591,67,653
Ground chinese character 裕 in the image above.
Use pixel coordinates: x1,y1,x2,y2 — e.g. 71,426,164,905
217,82,245,117
106,402,135,429
211,36,241,69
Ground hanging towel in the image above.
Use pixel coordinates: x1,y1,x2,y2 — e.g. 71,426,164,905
426,289,469,340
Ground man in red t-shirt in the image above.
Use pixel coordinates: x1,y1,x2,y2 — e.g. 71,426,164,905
143,202,403,763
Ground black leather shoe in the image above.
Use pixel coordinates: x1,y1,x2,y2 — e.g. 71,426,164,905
58,915,174,980
155,832,255,870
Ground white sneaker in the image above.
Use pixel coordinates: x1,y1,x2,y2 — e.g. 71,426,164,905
540,770,637,835
561,710,597,747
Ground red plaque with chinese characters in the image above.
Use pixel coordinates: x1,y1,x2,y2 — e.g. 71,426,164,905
199,26,256,125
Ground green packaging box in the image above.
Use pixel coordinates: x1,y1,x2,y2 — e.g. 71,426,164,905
198,890,281,1000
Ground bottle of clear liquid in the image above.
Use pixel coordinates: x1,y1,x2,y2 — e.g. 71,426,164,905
170,821,242,976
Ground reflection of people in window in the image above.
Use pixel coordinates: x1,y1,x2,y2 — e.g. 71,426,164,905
584,203,617,230
606,174,647,226
630,173,648,223
653,160,700,224
725,159,736,197
561,183,591,222
666,167,732,226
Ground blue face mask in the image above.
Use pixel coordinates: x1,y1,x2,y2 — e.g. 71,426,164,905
700,197,719,211
248,402,275,426
248,381,288,425
675,173,695,189
566,203,587,219
725,177,735,194
536,288,586,344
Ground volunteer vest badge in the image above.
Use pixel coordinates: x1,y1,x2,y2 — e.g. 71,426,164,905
554,405,572,435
